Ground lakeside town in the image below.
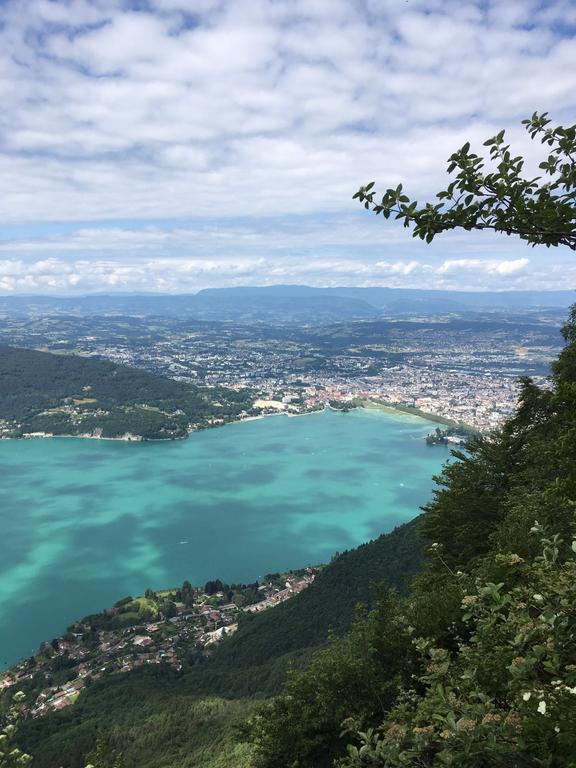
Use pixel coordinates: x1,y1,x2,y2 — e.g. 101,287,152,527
0,378,511,441
250,369,521,432
0,308,563,433
0,569,317,719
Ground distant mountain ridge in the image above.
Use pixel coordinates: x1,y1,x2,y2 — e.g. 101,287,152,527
0,285,573,323
198,284,576,308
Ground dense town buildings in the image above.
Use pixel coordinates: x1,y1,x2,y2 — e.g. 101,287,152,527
0,309,561,432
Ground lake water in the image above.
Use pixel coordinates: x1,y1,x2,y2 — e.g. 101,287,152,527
0,408,448,667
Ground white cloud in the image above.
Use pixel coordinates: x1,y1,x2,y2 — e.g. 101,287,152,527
0,255,266,293
0,0,574,292
493,258,530,276
438,258,530,276
0,249,572,294
375,261,423,275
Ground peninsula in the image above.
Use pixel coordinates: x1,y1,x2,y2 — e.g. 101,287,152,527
0,346,255,440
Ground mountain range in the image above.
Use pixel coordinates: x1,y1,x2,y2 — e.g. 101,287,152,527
0,285,573,323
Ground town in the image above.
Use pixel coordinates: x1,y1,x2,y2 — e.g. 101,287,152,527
0,569,317,719
0,307,563,432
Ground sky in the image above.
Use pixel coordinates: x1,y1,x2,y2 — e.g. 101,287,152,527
0,0,575,295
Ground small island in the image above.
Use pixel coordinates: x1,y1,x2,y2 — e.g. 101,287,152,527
425,425,477,446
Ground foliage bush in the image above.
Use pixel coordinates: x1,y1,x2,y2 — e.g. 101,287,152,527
248,591,413,768
0,693,31,768
354,113,575,250
338,532,576,767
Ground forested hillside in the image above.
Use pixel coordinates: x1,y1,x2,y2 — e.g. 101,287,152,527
0,346,253,439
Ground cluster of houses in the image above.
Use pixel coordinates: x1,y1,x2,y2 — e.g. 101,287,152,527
244,575,315,613
0,570,317,719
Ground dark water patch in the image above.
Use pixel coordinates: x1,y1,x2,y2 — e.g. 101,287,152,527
302,466,367,483
356,450,394,464
148,498,284,536
300,489,370,509
118,468,158,483
61,452,114,469
259,441,290,454
53,483,103,497
230,466,279,486
166,464,280,492
0,489,42,509
67,514,142,553
292,444,316,455
0,463,36,480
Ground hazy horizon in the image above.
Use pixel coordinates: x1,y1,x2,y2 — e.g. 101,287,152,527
0,284,575,299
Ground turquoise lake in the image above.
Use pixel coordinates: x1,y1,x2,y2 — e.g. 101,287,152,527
0,408,449,667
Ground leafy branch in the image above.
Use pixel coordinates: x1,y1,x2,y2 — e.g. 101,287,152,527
354,113,576,250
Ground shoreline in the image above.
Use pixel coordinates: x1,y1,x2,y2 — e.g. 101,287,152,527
356,399,478,432
1,431,187,443
0,400,476,444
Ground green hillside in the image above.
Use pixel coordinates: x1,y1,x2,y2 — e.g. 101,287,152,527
0,346,253,439
210,517,423,685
